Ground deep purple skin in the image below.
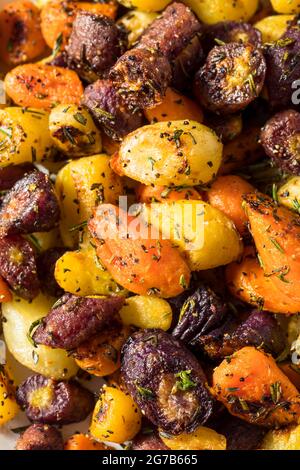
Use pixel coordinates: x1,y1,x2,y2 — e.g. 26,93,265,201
109,48,172,110
211,413,267,450
202,21,262,54
138,2,202,61
194,43,266,115
15,424,64,451
66,11,127,82
200,310,286,360
171,35,204,93
172,285,286,360
36,248,66,298
0,171,60,238
264,26,300,110
0,235,39,300
82,79,145,141
229,310,286,356
121,329,215,435
260,109,300,175
131,431,169,450
172,285,228,346
0,163,34,191
33,293,125,350
16,374,94,425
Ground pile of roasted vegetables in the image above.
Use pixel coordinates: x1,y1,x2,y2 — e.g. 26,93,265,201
2,0,300,452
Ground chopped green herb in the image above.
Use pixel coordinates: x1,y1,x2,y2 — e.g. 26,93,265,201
269,237,285,253
270,381,282,404
244,73,256,95
148,157,156,171
53,32,63,57
27,317,45,348
173,370,196,392
292,198,300,214
135,381,154,399
69,221,87,232
179,274,187,289
214,38,226,46
62,126,76,145
73,112,87,126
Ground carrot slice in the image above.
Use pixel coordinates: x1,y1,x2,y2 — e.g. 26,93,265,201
4,64,83,110
64,434,108,450
145,88,203,124
243,192,300,307
226,245,298,314
212,346,300,427
0,1,46,65
88,203,191,298
207,175,255,235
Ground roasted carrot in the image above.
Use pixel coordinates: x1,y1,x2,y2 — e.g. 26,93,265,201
88,203,191,298
41,0,118,49
212,346,300,427
4,63,83,110
0,276,12,303
207,175,254,235
226,245,299,314
74,325,131,377
136,184,202,203
144,88,203,124
64,434,109,450
0,1,46,65
243,192,300,311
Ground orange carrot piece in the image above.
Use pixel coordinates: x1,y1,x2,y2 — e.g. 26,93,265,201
243,192,300,308
88,203,191,298
64,434,108,450
226,245,298,314
0,1,46,65
207,175,255,235
145,88,203,124
4,63,83,110
212,346,300,427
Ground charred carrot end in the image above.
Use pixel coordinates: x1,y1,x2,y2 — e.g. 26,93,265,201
135,184,202,203
88,203,191,298
41,0,118,49
243,191,300,307
212,346,300,427
207,175,254,235
0,276,12,303
4,64,83,111
145,88,204,124
225,245,299,314
0,1,46,65
64,433,108,450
